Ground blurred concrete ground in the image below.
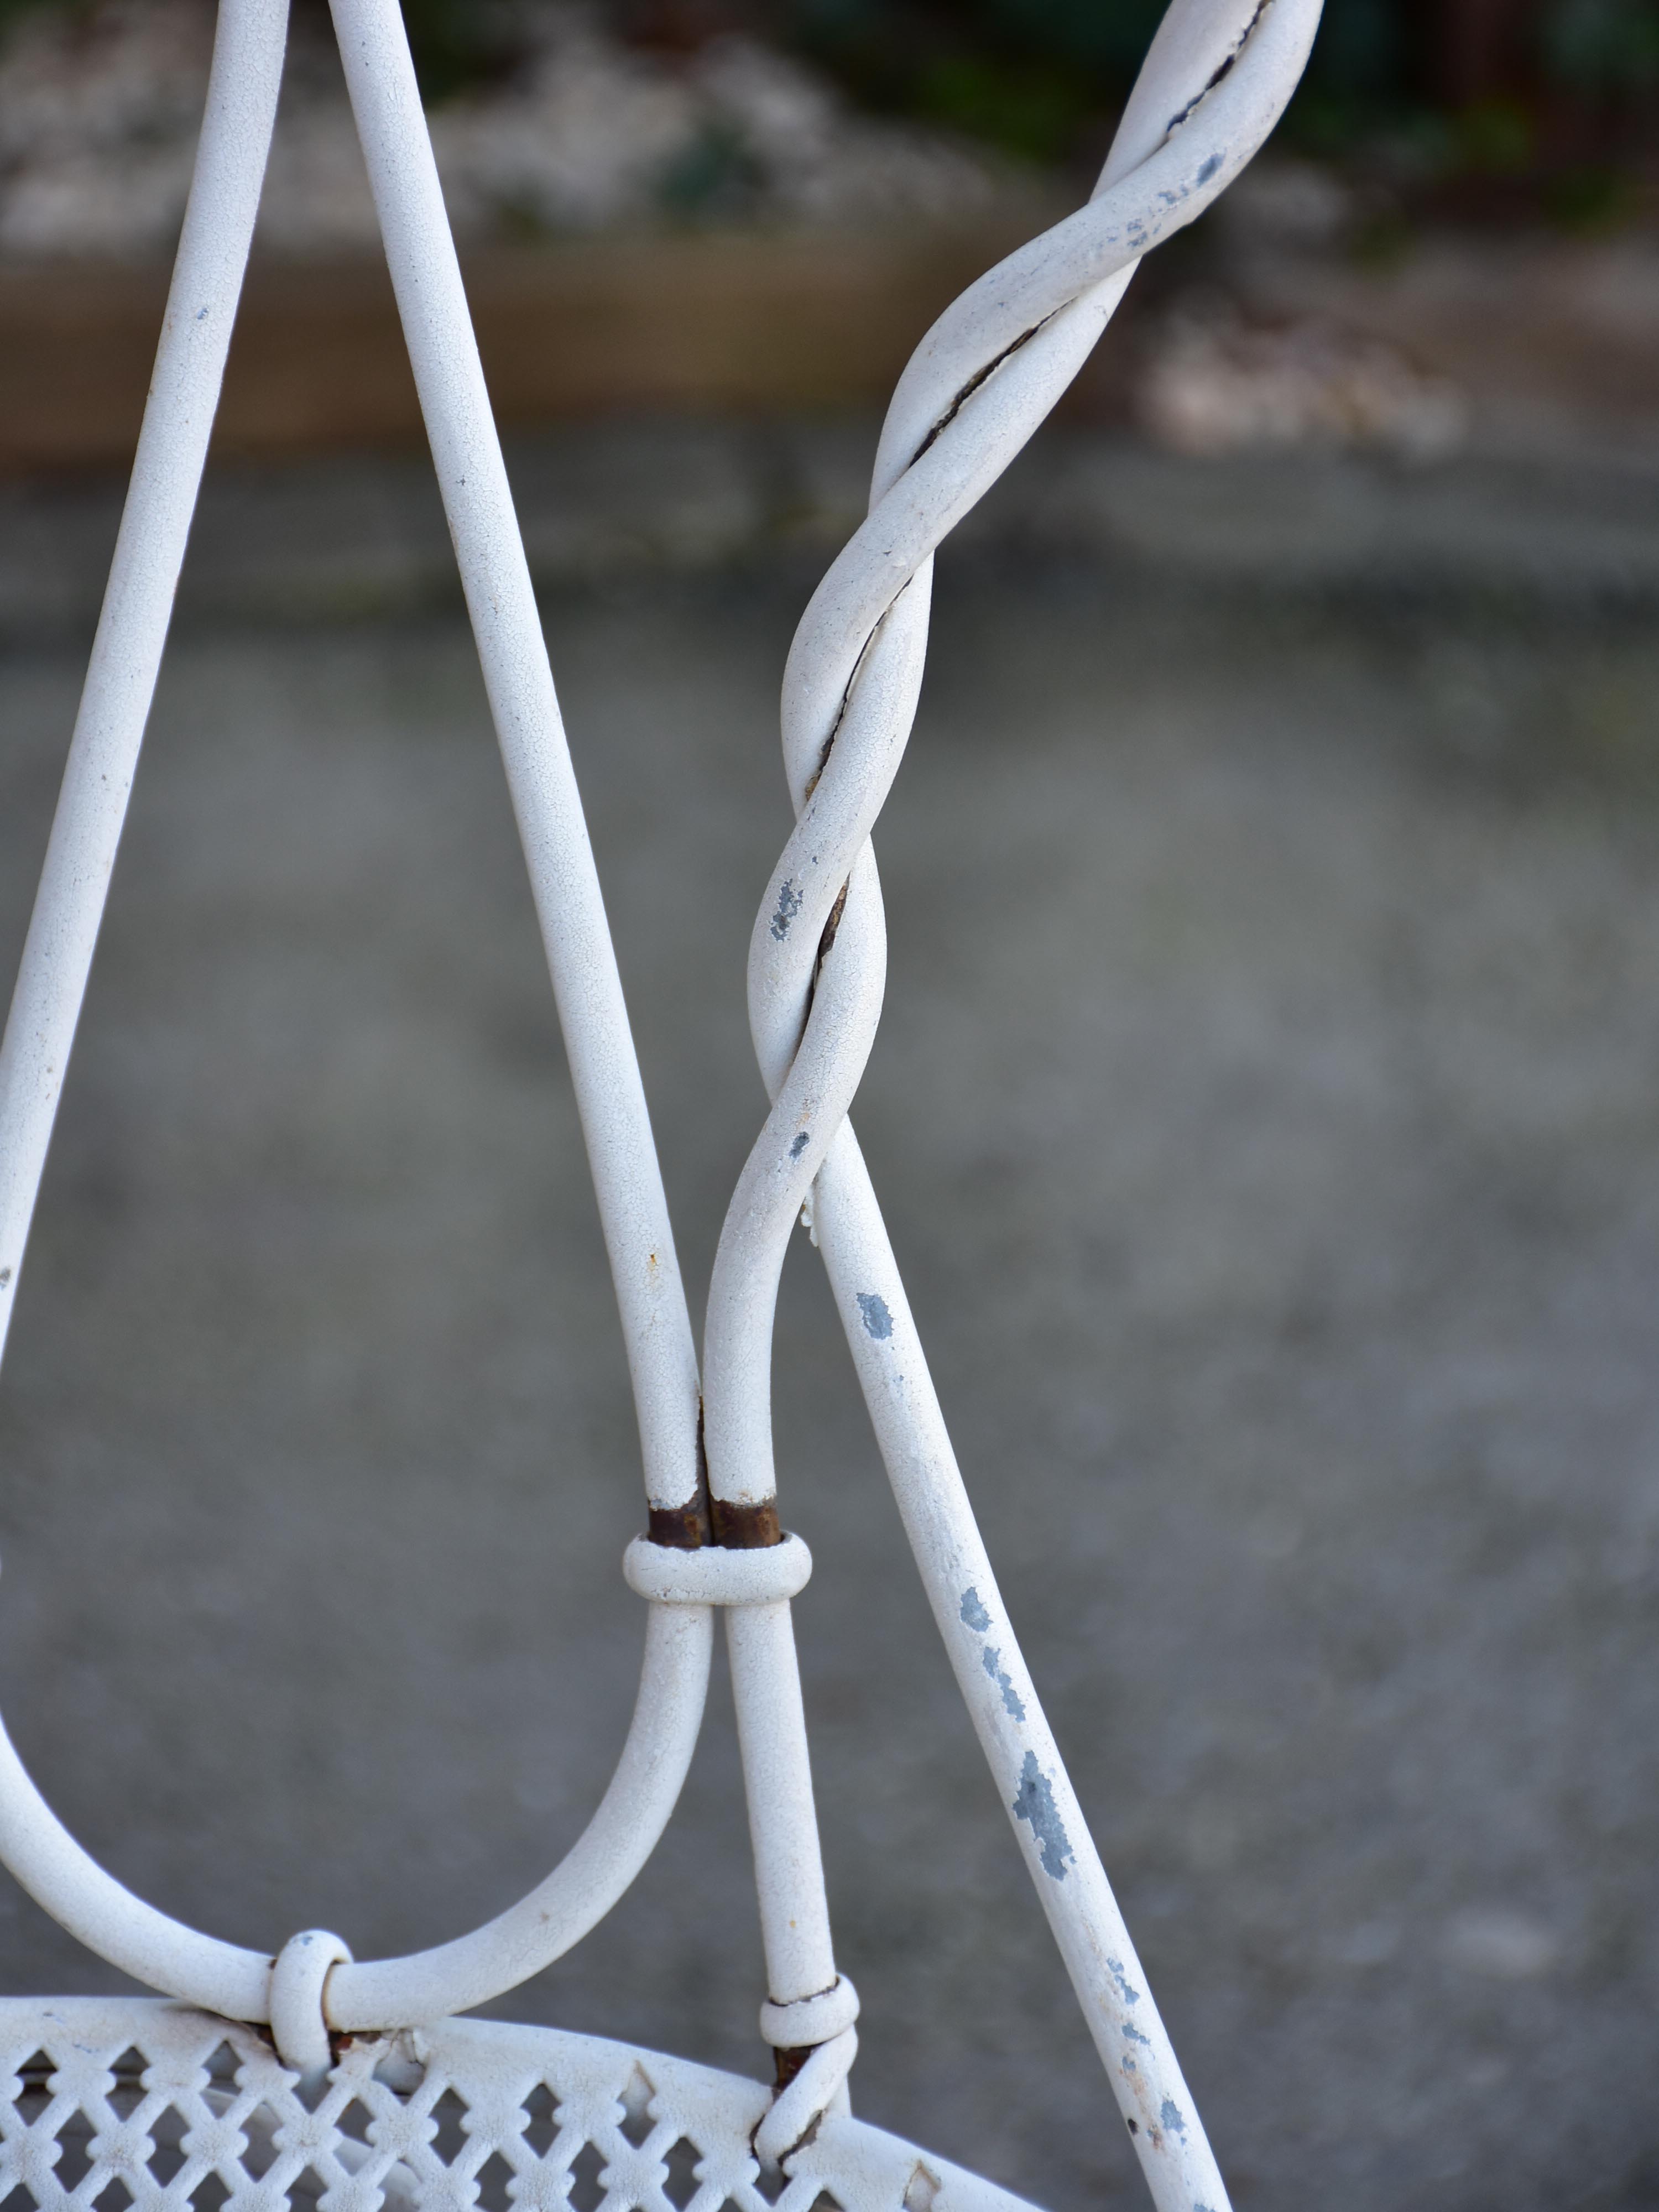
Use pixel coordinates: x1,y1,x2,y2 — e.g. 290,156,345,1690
0,421,1657,2211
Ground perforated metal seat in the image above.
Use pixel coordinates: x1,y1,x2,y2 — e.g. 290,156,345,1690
0,3,1321,2209
0,2005,1045,2212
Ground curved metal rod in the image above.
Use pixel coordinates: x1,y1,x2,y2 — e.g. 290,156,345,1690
0,0,713,2025
0,1600,711,2028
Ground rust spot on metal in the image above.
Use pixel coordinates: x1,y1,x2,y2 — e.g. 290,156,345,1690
773,2044,811,2091
711,1497,783,1548
649,1399,713,1548
816,881,849,968
648,1502,709,1550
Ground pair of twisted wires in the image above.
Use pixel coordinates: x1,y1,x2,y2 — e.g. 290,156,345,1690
700,4,1323,2204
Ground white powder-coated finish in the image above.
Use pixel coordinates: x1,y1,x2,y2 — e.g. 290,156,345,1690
0,0,1319,2205
0,2001,1034,2212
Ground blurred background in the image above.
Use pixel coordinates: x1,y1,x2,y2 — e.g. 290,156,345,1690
2,3,1658,2209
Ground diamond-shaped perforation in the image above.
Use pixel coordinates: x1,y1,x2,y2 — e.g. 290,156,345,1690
199,2048,239,2096
106,2054,148,2124
566,2142,606,2212
237,2107,281,2183
289,2072,333,2120
518,2085,558,2163
662,2138,703,2211
615,2070,654,2154
8,2058,53,2103
50,2117,95,2192
427,2089,470,2171
142,2107,190,2191
334,2101,373,2152
474,2150,515,2211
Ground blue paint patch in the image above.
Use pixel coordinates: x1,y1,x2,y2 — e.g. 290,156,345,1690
1122,2024,1151,2047
1106,1958,1142,2007
855,1291,893,1340
959,1588,991,1633
770,880,804,941
790,1131,810,1159
981,1645,1026,1721
1012,1752,1074,1880
1120,2056,1136,2075
1159,2099,1186,2140
1197,152,1222,183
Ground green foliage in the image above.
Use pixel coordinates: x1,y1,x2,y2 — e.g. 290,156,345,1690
9,0,1659,184
1541,158,1637,226
912,52,1093,162
0,0,62,34
1540,0,1659,93
393,0,521,102
655,121,765,222
779,0,1420,164
1455,94,1537,172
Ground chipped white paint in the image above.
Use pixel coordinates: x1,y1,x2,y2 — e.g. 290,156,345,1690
0,0,1318,2205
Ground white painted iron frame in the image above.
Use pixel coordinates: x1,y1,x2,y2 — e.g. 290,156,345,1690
0,2,1321,2207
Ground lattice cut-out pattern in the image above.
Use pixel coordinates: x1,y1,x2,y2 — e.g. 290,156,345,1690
0,2005,1036,2212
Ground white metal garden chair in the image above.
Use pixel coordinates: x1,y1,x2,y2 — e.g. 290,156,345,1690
0,3,1320,2208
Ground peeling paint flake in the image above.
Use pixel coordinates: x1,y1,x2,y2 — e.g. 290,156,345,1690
959,1587,991,1634
980,1644,1026,1720
1012,1751,1074,1880
770,880,804,941
901,2164,941,2212
1160,2099,1186,2139
856,1291,893,1339
1107,1957,1142,2007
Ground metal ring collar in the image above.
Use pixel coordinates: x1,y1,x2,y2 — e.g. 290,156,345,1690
270,1929,352,2077
623,1533,812,1606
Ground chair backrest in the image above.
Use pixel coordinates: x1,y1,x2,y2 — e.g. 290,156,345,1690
0,3,1321,2208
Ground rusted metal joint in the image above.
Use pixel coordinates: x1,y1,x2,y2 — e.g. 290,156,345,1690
710,1496,782,1548
773,2044,811,2091
758,1974,859,2050
646,1501,710,1550
753,2026,859,2167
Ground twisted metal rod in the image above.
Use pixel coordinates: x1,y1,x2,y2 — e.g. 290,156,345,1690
701,3,1323,2202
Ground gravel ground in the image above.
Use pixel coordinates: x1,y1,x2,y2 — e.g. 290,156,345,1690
0,430,1656,2210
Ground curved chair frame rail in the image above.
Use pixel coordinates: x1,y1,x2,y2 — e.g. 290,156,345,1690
0,1,1321,2207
